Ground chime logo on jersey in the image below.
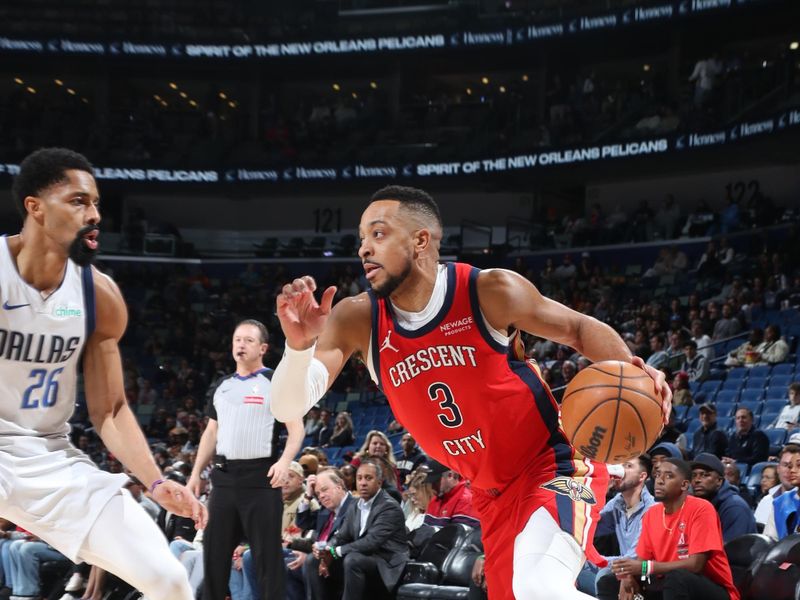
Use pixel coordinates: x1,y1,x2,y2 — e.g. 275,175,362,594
387,344,478,387
51,304,83,319
540,476,597,504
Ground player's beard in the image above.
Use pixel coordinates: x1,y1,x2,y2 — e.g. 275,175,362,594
68,224,100,267
371,259,413,299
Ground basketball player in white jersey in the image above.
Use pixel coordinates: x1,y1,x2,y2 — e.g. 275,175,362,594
1,148,206,600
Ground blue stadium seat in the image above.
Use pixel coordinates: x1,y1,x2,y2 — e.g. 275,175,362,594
735,462,749,479
766,386,789,400
744,377,768,389
717,416,734,432
689,381,700,394
685,420,702,436
770,375,794,388
721,380,744,392
739,389,765,405
715,390,740,404
760,412,780,429
684,405,701,423
764,399,788,413
727,367,748,380
765,428,788,448
750,366,772,378
715,400,738,417
772,364,796,377
700,380,722,395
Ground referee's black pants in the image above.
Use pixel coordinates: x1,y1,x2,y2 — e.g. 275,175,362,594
202,458,285,600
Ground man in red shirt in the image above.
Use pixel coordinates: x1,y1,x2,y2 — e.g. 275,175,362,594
597,458,739,600
423,460,480,528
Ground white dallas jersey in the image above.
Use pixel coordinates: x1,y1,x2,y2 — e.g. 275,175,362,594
0,237,93,438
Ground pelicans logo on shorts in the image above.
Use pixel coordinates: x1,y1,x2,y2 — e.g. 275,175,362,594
541,476,597,504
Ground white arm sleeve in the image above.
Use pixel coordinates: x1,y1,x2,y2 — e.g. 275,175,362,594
270,343,330,422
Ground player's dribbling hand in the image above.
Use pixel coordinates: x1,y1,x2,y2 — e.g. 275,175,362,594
631,356,672,425
153,480,208,529
276,276,337,350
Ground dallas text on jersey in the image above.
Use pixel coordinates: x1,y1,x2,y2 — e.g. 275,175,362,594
0,329,81,364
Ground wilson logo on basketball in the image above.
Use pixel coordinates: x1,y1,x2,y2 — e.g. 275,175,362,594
578,425,607,459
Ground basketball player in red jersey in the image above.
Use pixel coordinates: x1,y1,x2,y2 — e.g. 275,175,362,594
271,186,672,600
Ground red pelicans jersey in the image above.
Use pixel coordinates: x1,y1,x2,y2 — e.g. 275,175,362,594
369,262,591,492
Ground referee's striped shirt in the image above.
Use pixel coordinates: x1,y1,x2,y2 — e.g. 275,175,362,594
206,368,281,460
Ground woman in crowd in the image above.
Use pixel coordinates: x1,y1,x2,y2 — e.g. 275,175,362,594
326,412,355,447
351,430,402,488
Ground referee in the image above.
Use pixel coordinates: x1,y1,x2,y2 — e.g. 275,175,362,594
188,319,304,600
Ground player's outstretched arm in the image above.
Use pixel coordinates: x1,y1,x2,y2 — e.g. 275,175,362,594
271,276,370,422
478,268,671,420
83,269,207,528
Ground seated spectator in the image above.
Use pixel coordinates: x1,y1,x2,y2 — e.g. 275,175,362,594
395,433,427,487
404,470,435,531
754,463,784,527
327,412,355,448
299,453,320,476
294,468,355,600
423,460,480,528
6,537,69,600
597,458,738,600
712,303,742,341
692,404,728,459
646,334,669,369
581,455,655,596
723,328,764,367
766,444,800,540
753,324,790,365
762,445,800,538
351,431,402,489
681,340,708,382
723,462,755,508
672,372,693,407
304,405,321,436
314,409,334,447
690,319,715,362
770,382,800,429
646,442,683,495
322,460,409,600
725,408,769,466
691,453,756,542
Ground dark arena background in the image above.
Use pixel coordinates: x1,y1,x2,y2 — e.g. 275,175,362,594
1,0,799,598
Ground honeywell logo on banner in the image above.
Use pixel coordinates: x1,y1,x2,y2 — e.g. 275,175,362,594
0,0,779,60
0,106,794,185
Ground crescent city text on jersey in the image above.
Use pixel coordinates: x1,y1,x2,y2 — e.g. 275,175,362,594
387,344,478,387
0,328,81,364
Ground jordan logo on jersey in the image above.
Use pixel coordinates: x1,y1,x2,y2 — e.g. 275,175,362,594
380,330,398,353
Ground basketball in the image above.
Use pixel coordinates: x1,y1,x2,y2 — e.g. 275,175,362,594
560,361,663,464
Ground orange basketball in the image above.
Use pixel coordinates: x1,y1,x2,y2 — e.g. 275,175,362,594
560,361,663,464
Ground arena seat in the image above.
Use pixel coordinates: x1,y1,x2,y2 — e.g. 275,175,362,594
728,368,748,381
745,377,769,390
772,364,796,376
716,390,740,405
750,366,772,379
715,400,738,417
398,527,482,600
722,380,745,392
766,428,789,455
750,534,800,600
772,375,795,388
399,524,473,587
724,533,774,598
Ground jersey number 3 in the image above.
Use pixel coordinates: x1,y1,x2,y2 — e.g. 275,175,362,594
428,382,463,428
21,368,64,409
